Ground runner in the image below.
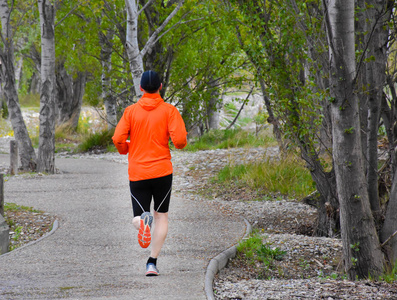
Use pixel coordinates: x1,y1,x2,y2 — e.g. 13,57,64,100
112,70,187,276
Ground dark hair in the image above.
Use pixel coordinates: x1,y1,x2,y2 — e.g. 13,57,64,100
140,70,161,93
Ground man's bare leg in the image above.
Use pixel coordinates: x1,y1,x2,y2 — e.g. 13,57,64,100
150,211,168,258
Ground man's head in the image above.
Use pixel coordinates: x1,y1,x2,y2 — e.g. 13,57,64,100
140,70,162,93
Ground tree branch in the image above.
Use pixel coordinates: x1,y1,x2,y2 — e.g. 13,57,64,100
140,0,184,57
138,0,155,16
55,4,79,27
381,230,397,248
226,85,254,130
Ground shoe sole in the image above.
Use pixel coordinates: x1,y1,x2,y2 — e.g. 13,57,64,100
146,271,159,276
138,215,151,248
146,263,159,276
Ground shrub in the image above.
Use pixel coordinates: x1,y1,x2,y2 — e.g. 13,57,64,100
78,129,115,152
214,155,315,199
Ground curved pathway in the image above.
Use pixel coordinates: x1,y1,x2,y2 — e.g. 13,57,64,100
0,155,245,299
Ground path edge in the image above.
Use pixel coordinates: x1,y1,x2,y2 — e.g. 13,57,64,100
204,217,252,300
0,219,59,257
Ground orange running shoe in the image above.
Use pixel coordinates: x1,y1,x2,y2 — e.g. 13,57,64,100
138,212,153,248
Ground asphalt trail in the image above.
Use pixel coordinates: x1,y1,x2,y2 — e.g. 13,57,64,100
0,156,245,299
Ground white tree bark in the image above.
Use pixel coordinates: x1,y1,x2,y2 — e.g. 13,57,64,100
124,0,184,97
325,0,384,279
14,56,23,91
100,28,117,130
0,0,36,171
37,0,56,173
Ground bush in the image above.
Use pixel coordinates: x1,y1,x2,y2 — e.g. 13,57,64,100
78,129,115,152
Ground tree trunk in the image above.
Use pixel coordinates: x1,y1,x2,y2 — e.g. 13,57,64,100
258,76,283,147
383,77,397,176
70,72,86,130
37,0,56,174
302,156,339,238
55,60,72,123
125,0,145,98
55,60,86,130
206,77,221,130
14,56,23,92
325,0,384,279
0,0,36,171
355,0,369,174
364,0,391,213
100,28,117,130
381,167,397,264
29,72,41,94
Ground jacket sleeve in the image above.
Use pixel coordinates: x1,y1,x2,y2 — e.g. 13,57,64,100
112,108,131,155
169,106,187,149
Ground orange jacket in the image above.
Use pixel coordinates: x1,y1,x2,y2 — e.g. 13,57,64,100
112,93,187,181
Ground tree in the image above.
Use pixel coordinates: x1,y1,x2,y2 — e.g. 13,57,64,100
223,0,397,278
379,1,397,266
37,0,56,173
0,0,37,171
99,25,116,129
225,0,340,237
325,0,386,278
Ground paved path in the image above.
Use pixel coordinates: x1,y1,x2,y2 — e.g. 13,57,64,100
0,155,245,299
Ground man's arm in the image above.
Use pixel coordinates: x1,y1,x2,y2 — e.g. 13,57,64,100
112,109,131,154
169,107,187,149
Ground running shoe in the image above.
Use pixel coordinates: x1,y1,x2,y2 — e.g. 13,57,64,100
138,212,153,248
146,263,159,276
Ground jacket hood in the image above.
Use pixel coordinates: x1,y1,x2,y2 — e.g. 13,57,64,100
138,93,164,111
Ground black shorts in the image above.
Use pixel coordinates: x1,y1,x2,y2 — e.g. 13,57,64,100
129,174,172,217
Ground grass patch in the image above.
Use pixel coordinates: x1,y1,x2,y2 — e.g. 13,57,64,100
0,116,14,138
54,124,82,153
78,129,115,152
237,232,287,277
213,155,315,199
184,129,275,152
19,94,40,108
379,263,397,283
4,202,42,213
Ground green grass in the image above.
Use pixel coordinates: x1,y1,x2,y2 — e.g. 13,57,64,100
237,232,287,268
78,129,115,152
183,129,276,152
257,243,286,266
4,202,42,213
378,263,397,283
213,155,315,199
237,232,263,261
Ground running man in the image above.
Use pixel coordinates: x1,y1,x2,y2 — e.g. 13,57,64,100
112,70,187,276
